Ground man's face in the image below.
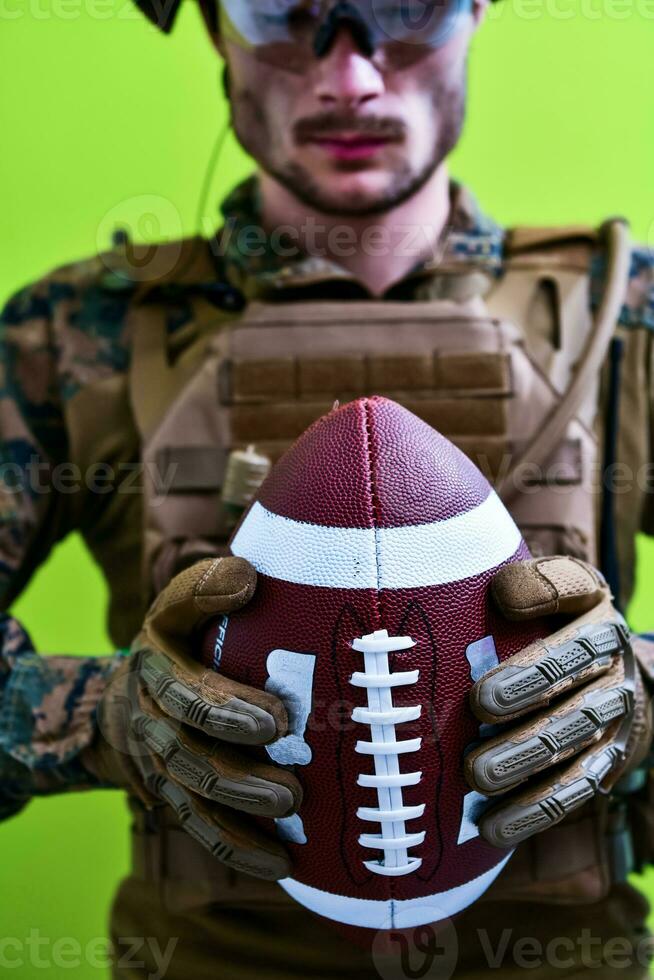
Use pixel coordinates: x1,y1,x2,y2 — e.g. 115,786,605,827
213,4,487,217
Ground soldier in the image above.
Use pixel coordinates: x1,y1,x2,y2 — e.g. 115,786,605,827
1,1,654,977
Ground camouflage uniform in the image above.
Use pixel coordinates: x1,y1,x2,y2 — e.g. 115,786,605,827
1,177,654,978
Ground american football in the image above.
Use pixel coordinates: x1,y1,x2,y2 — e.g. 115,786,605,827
201,396,543,931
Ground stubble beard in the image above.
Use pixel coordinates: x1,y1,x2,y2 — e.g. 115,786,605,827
230,72,467,218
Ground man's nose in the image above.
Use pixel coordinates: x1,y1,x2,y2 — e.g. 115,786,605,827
313,29,385,108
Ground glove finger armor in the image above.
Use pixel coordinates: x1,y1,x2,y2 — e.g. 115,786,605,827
471,609,630,724
140,648,285,745
145,772,290,881
135,693,302,817
466,665,633,795
477,733,626,849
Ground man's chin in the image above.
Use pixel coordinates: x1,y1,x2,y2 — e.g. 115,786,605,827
279,164,419,218
312,175,395,215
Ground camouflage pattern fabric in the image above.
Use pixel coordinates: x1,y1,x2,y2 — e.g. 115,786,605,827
0,176,652,815
0,614,126,818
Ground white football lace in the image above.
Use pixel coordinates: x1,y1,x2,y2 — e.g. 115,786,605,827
350,629,424,877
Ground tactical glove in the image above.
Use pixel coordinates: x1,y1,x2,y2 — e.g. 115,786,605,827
82,557,303,880
465,556,653,848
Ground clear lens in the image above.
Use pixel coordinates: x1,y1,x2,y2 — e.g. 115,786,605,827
371,0,472,47
221,1,324,47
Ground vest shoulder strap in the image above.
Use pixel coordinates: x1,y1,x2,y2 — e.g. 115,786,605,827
494,219,631,503
502,224,600,274
505,224,599,253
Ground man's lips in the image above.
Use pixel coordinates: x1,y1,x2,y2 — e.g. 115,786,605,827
305,133,397,161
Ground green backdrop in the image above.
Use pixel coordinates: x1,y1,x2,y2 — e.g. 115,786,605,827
1,3,653,976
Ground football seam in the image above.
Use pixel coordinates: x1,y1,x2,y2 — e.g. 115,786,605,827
362,397,384,616
356,398,428,897
361,398,390,900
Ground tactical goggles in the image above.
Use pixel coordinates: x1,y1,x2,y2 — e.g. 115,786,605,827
133,0,488,49
219,1,474,63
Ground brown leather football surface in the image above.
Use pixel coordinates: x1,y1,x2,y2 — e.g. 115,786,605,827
201,397,545,930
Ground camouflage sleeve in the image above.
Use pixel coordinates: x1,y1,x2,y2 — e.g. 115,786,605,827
591,241,654,330
0,279,126,819
623,245,654,331
0,279,71,602
0,615,127,819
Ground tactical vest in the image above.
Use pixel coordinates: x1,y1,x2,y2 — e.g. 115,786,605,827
126,220,641,913
131,221,630,600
